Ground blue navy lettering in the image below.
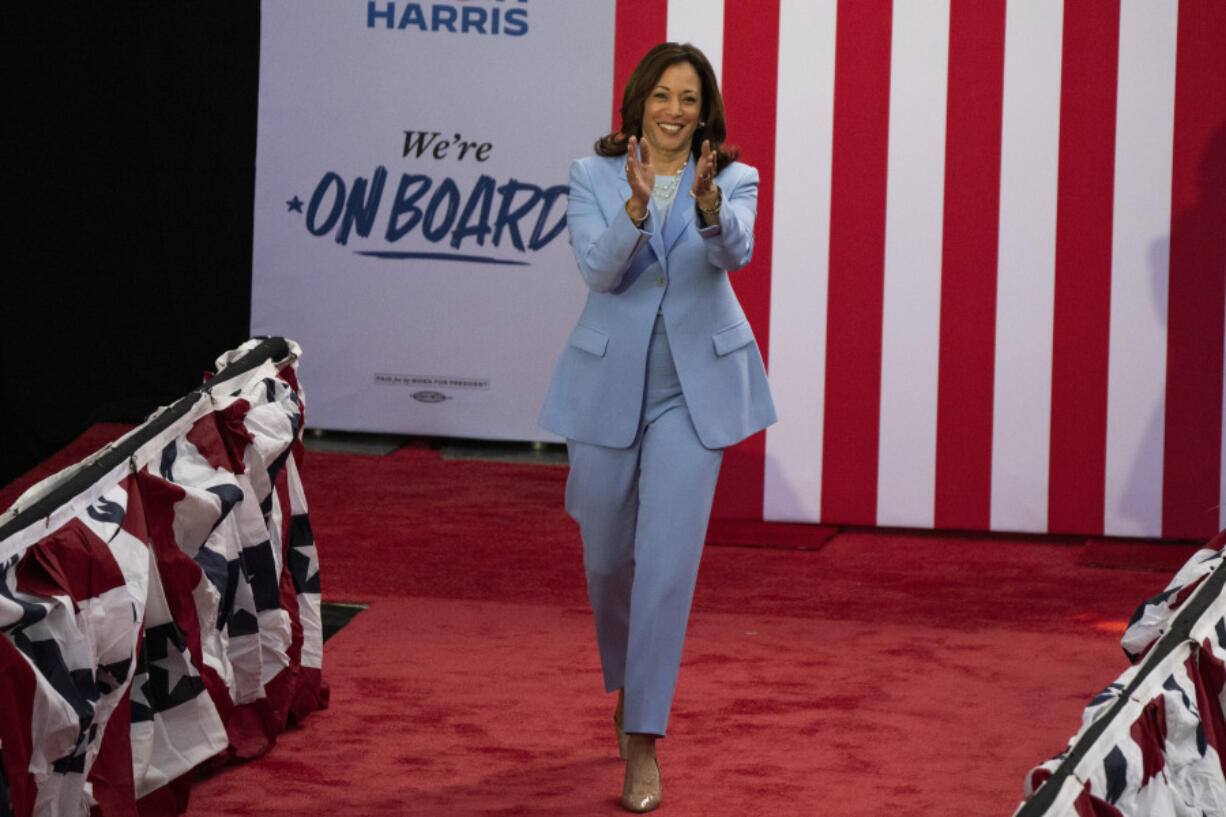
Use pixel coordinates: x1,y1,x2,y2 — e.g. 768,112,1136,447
305,167,567,256
367,1,529,37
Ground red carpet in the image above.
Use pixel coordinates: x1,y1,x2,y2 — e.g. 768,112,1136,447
1,426,1202,816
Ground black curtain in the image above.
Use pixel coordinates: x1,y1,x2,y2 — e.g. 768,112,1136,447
4,3,260,487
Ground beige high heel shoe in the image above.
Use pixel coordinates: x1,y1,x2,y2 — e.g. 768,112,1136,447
620,735,662,813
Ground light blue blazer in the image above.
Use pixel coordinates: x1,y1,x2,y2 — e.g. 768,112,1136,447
540,153,777,450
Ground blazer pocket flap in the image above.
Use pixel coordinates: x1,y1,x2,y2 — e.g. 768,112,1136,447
712,320,754,356
569,324,609,357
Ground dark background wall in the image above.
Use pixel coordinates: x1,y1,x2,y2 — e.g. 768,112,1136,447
4,4,260,487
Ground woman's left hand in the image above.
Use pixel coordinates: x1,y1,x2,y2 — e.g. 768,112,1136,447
691,139,721,217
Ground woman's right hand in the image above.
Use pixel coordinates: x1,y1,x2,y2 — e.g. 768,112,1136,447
624,135,653,222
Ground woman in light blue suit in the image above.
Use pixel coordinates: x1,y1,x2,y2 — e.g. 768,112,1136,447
540,42,775,812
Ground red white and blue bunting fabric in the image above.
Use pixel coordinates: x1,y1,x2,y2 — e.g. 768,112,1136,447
1020,529,1226,816
0,340,325,817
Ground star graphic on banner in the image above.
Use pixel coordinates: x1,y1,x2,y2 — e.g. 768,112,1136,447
301,543,320,586
286,195,303,213
289,542,321,595
141,622,206,709
151,650,192,699
288,515,321,594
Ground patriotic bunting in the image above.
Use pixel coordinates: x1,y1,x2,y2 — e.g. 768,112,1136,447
0,340,325,817
1019,529,1226,815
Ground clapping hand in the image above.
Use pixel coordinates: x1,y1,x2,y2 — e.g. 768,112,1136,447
626,135,654,198
624,135,653,225
691,139,721,222
691,139,717,199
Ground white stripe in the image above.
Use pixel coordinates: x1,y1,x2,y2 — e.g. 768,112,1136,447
667,0,724,83
875,0,949,528
1104,1,1177,537
763,0,838,523
989,0,1063,533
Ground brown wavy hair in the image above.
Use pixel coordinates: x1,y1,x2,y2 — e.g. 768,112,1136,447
595,42,739,172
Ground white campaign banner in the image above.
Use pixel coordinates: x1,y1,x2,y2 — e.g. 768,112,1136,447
252,0,614,441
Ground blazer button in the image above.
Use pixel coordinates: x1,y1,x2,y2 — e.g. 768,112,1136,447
656,275,666,288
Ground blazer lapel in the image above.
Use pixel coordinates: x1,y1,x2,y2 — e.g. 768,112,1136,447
662,158,697,257
648,200,666,269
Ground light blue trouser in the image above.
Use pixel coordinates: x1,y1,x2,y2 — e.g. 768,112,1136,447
565,316,724,737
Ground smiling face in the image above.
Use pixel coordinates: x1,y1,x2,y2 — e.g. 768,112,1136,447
640,61,702,164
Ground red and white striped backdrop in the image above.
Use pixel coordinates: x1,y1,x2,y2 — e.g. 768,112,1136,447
616,0,1226,539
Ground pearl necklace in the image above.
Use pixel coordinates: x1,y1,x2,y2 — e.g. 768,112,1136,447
653,168,684,200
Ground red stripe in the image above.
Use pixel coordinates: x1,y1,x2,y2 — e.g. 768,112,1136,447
1163,0,1226,539
712,0,780,520
820,0,892,525
0,638,38,817
1047,0,1120,536
933,0,1006,531
88,690,138,815
16,519,128,602
611,2,668,132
